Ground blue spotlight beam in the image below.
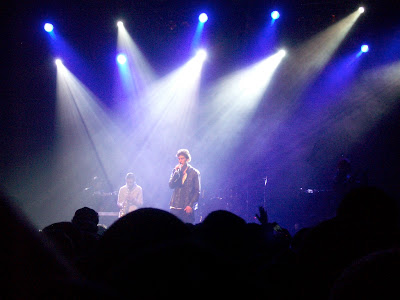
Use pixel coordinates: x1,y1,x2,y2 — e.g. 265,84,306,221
117,23,156,98
117,53,135,97
44,22,56,40
191,13,208,52
270,10,280,25
191,22,204,51
357,44,370,57
231,8,367,180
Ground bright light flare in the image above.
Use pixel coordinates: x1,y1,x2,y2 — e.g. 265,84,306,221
117,53,127,65
358,7,365,13
236,50,286,98
271,11,280,20
361,44,369,53
117,21,124,27
195,49,207,61
199,13,208,23
55,58,63,66
44,23,54,32
277,49,286,58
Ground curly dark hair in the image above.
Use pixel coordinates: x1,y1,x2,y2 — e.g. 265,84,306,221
176,149,191,162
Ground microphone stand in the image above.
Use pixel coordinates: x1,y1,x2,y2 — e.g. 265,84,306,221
263,176,268,210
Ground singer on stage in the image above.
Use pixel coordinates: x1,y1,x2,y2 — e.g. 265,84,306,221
169,149,200,224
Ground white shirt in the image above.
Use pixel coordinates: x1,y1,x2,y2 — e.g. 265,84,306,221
117,184,143,214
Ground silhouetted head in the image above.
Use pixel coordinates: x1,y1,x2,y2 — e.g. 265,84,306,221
199,210,247,252
41,222,82,258
88,208,192,296
337,187,398,228
92,207,190,274
202,210,246,232
330,249,400,300
71,207,99,233
100,207,188,250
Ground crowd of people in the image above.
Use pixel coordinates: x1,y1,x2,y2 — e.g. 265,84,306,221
3,184,400,299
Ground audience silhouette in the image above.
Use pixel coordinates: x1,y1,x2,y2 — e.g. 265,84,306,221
2,185,399,299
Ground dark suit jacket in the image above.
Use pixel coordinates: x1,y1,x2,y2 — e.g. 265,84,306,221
169,164,200,209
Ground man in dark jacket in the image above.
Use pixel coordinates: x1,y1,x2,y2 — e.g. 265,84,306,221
169,149,200,223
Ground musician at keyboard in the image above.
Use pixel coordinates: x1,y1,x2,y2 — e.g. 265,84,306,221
117,172,143,218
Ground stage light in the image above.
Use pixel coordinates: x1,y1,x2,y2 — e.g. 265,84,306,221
277,49,287,57
358,7,365,13
44,23,54,32
117,23,155,96
117,54,127,65
117,21,124,27
197,50,286,159
199,13,208,23
55,61,124,206
55,58,62,66
271,11,280,20
196,49,207,61
361,44,369,53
